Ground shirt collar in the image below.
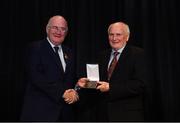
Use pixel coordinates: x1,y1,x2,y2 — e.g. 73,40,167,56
111,44,126,55
47,37,62,50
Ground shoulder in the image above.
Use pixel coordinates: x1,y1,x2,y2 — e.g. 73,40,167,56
62,45,72,53
28,39,47,49
61,45,74,58
26,39,48,54
62,45,75,60
126,45,144,55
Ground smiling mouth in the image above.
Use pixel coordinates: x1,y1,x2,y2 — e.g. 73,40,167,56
54,34,62,38
112,42,119,44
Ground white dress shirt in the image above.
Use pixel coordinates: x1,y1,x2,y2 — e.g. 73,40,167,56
47,37,66,72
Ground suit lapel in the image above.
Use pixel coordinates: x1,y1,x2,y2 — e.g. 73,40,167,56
101,45,130,81
62,46,69,73
111,45,130,77
43,40,64,73
100,49,111,81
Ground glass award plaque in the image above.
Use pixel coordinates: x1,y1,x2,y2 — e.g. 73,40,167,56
85,64,99,89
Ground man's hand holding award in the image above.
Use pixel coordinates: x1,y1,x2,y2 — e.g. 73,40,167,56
77,64,99,89
77,64,109,92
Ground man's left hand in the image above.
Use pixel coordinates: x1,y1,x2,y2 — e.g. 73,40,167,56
96,81,109,92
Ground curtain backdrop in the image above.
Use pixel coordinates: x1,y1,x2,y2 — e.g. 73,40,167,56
2,0,180,121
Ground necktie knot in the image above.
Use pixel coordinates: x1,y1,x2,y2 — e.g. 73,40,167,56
53,46,65,72
54,46,59,53
113,51,119,56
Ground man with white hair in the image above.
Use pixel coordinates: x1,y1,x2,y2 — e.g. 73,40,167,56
77,22,147,121
20,15,78,121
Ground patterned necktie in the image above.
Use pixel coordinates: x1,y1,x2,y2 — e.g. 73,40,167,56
108,51,119,81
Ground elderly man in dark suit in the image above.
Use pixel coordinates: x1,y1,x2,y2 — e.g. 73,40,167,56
77,22,147,121
20,15,78,122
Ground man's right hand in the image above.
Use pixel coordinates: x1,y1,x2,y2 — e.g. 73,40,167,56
77,77,89,88
63,89,79,104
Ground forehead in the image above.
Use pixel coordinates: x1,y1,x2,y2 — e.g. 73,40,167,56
109,23,125,33
49,17,67,26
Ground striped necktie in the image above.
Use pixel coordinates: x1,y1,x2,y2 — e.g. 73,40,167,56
107,52,119,81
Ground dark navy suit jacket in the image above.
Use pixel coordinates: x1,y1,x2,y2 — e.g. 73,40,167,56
20,39,76,121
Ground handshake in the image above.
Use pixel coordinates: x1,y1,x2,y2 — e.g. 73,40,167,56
62,77,109,104
62,89,79,104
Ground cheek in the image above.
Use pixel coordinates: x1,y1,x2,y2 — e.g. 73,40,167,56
109,40,113,46
109,42,116,49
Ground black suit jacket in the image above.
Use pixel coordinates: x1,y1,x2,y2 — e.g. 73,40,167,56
76,44,147,122
96,44,147,121
20,39,76,121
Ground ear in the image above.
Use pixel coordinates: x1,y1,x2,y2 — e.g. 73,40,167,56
126,34,130,42
46,25,49,34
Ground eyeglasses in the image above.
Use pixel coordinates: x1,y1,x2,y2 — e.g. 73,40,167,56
49,26,67,33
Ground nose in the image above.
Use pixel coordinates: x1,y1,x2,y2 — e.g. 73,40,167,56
56,27,67,33
112,35,117,40
56,29,63,33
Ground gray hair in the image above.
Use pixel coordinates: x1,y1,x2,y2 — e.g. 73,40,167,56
108,22,130,35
